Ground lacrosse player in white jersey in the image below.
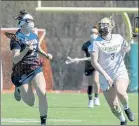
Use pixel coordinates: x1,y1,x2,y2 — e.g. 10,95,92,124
89,17,135,125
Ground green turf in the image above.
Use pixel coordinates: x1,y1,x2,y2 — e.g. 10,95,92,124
1,93,138,125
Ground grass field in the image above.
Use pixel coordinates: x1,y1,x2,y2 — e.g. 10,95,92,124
1,92,138,125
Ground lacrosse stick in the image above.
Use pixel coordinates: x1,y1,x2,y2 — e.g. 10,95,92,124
4,32,52,60
65,56,91,64
133,16,139,37
65,56,79,64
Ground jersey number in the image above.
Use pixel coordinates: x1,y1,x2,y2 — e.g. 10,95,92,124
111,53,115,60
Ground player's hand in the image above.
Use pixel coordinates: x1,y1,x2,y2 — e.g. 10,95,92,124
26,42,34,51
46,53,53,60
105,74,114,88
122,45,130,53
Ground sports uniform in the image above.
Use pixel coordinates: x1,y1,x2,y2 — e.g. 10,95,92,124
10,10,50,126
82,40,95,76
91,34,129,91
10,29,43,87
90,17,134,125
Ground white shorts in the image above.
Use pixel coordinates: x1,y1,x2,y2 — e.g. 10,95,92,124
99,70,129,91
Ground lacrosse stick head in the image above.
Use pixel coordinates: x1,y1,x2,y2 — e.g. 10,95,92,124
65,57,73,64
4,32,18,42
65,56,78,64
133,16,139,37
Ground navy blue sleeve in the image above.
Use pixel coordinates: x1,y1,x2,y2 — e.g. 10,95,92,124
82,43,86,51
82,41,90,51
10,40,21,50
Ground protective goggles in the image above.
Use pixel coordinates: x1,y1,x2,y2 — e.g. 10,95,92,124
98,23,110,28
21,19,34,23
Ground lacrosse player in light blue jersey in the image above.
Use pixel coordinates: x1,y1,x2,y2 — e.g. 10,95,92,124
10,10,52,126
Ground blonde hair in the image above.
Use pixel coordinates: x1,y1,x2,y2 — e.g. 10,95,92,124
99,17,115,29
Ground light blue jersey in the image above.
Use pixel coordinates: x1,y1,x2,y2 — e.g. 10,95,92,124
10,29,42,76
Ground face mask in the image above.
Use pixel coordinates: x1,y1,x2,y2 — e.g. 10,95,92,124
90,34,98,42
99,27,109,36
26,22,34,32
98,23,111,36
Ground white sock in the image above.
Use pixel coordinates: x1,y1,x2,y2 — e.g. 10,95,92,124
123,104,129,110
119,112,126,122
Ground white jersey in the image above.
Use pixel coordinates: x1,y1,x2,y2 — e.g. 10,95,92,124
91,34,128,76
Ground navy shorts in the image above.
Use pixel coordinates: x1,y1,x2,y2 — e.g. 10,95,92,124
85,67,95,76
11,67,42,87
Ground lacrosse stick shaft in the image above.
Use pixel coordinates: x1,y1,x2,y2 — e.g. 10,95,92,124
5,32,50,59
65,57,91,64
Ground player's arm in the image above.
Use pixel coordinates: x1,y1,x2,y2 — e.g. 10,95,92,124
36,32,52,60
12,48,28,64
11,42,33,64
121,39,131,53
81,42,91,62
91,52,108,79
38,45,52,60
90,42,113,85
33,28,52,60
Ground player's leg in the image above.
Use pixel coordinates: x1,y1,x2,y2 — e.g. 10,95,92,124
103,87,127,125
93,71,100,106
18,83,35,106
87,74,94,108
31,72,48,126
115,76,135,122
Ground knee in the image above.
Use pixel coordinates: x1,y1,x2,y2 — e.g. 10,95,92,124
94,79,99,86
22,95,35,107
25,101,35,107
117,90,128,99
37,88,46,99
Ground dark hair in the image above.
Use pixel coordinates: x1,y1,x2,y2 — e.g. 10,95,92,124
14,9,28,21
93,25,99,30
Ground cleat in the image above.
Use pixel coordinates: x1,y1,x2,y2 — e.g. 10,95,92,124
94,97,100,106
14,87,21,101
41,124,46,126
125,108,135,121
88,100,93,108
120,119,127,125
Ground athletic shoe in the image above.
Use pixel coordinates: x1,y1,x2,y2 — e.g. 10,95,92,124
124,108,135,121
120,119,127,125
88,100,93,108
41,124,46,126
14,87,21,101
94,97,100,106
